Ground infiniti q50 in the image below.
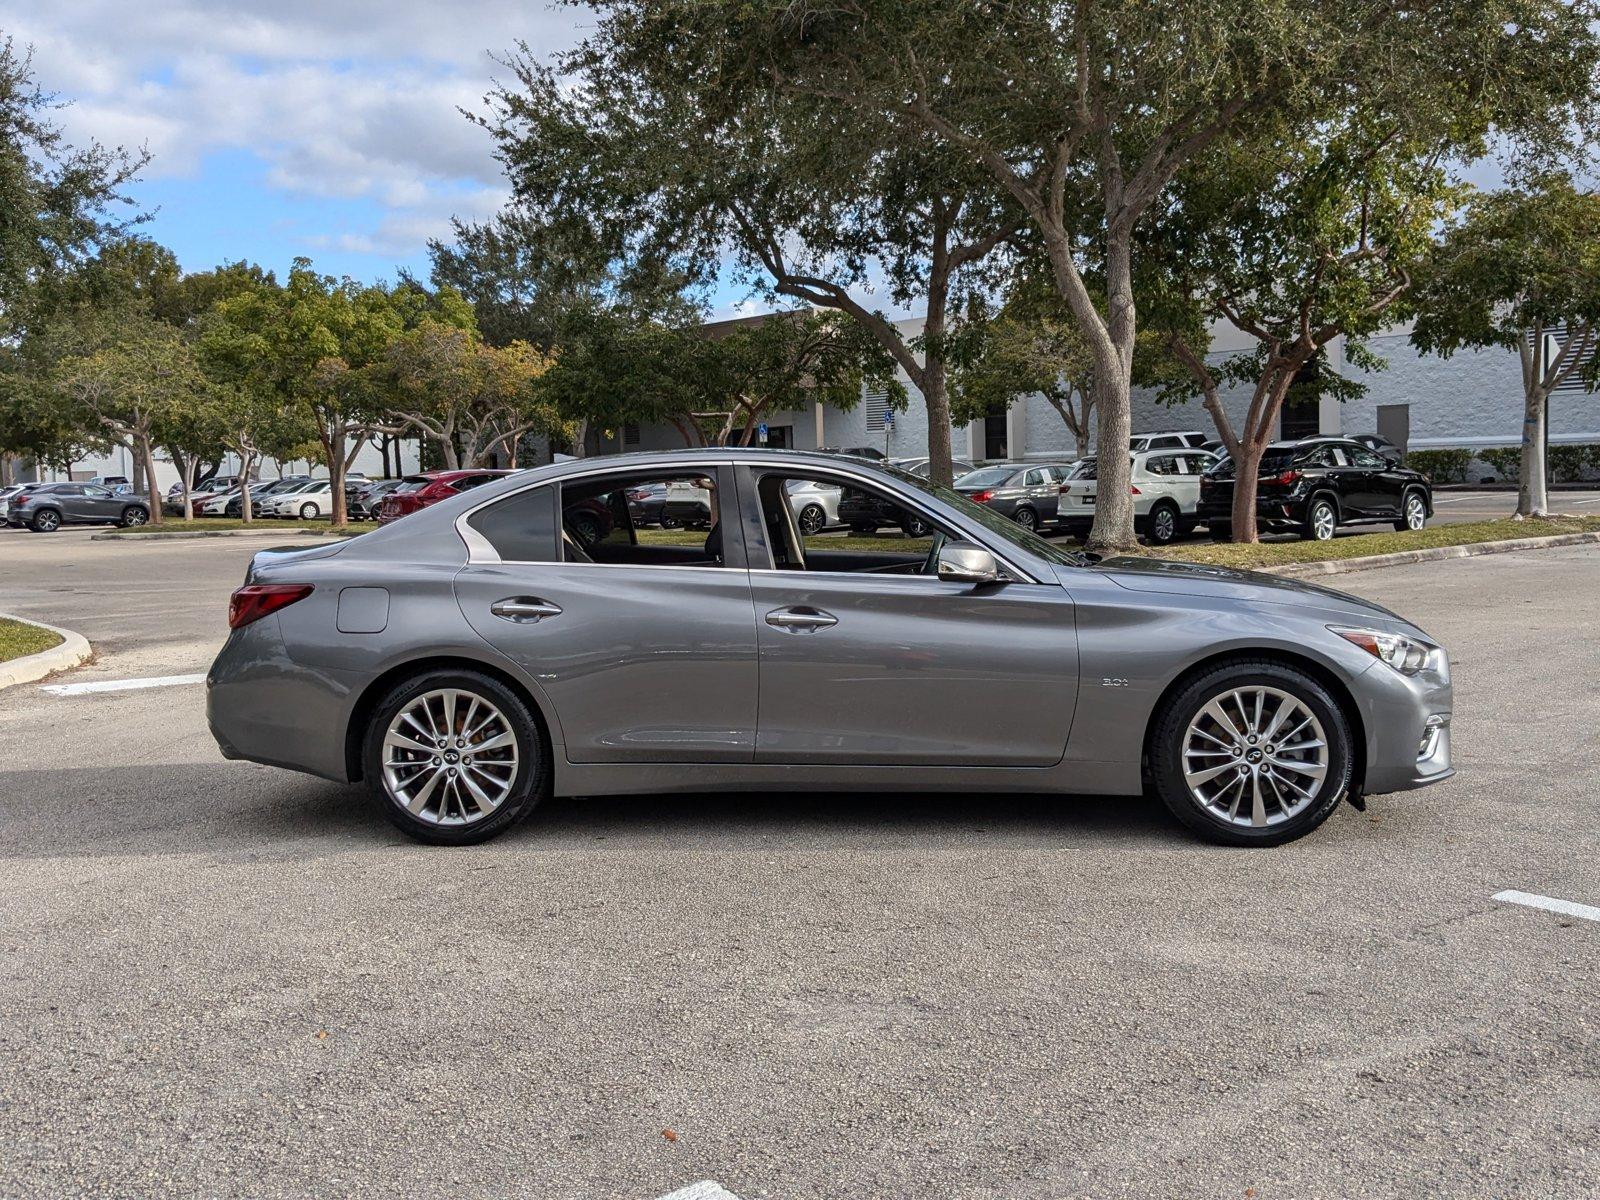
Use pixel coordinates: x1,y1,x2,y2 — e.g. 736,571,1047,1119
208,449,1453,846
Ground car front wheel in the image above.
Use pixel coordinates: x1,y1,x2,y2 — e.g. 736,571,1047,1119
299,502,319,521
120,506,148,527
1149,659,1353,846
1396,492,1427,532
363,669,550,845
798,504,825,536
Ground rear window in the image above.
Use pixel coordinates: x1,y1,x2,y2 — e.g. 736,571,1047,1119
395,477,432,494
1205,449,1298,478
957,467,1015,488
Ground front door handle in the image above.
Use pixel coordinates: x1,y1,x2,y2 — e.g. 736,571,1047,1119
491,597,563,623
765,606,838,632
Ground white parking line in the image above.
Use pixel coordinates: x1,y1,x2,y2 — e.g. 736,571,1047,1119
1493,890,1600,923
41,673,206,696
1431,495,1481,504
1568,496,1600,506
655,1183,743,1200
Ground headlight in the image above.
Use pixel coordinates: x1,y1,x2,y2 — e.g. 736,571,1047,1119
1330,625,1440,675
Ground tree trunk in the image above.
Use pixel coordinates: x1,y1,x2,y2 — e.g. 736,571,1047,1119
1519,388,1549,516
136,433,163,525
1229,440,1266,543
1085,367,1134,550
327,428,348,527
180,457,199,521
240,452,256,522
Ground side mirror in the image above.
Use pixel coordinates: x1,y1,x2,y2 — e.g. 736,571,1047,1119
937,541,1001,585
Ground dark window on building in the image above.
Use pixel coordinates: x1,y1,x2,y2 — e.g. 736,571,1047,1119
1280,361,1322,440
984,406,1009,459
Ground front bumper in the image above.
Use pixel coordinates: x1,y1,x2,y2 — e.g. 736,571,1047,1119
1353,653,1454,795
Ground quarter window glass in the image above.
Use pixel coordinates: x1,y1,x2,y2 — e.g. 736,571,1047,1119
1349,446,1386,468
467,484,558,562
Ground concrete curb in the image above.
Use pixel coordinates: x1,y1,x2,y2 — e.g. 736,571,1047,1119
0,612,91,690
90,527,355,541
1262,530,1600,578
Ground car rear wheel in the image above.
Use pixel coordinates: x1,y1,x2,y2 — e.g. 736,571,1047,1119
120,506,148,527
1149,659,1353,847
1396,492,1427,532
29,509,60,533
798,504,826,535
363,669,549,845
1146,501,1181,545
659,513,680,530
1011,507,1038,532
1305,498,1337,541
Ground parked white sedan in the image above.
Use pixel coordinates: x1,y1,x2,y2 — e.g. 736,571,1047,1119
1059,448,1217,544
785,478,842,535
263,480,334,519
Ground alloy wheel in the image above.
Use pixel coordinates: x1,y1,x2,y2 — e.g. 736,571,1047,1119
1152,507,1177,543
1405,495,1426,530
1013,508,1036,531
122,507,147,527
34,510,59,532
1181,686,1329,828
1311,502,1336,541
799,504,825,535
381,688,520,826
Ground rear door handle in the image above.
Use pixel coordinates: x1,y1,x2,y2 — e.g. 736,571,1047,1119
765,606,838,632
490,597,563,623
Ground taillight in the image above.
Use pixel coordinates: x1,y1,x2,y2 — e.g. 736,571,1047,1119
1271,469,1301,486
1130,486,1142,495
229,583,314,629
1059,484,1069,493
971,490,994,503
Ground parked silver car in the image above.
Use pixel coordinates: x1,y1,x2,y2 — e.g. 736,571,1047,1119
208,448,1453,848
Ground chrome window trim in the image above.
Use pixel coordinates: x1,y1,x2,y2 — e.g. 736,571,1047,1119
454,455,1042,583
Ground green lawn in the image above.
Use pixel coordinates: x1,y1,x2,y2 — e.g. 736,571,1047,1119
112,518,377,535
1139,516,1600,569
0,617,63,663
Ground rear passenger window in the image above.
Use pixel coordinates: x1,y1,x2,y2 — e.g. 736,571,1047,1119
465,485,558,562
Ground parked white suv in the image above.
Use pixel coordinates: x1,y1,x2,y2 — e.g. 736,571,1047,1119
1129,431,1211,453
1059,448,1217,544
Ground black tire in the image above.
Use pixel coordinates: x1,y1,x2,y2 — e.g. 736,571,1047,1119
299,501,319,521
568,513,601,546
1146,501,1182,546
362,669,550,846
798,504,826,536
1208,522,1232,542
1149,658,1354,847
902,513,932,538
1304,496,1338,542
29,508,61,533
1012,506,1038,532
659,514,681,530
1395,490,1427,533
120,505,148,527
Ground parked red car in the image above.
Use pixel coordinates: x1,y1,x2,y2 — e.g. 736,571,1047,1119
376,470,516,524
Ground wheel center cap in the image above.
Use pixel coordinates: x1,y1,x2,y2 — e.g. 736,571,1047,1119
1247,749,1262,763
444,750,459,764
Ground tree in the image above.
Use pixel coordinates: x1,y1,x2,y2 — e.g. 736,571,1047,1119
1411,177,1600,517
483,20,1021,485
647,0,1600,550
377,318,562,468
50,315,210,523
208,261,406,525
0,38,148,328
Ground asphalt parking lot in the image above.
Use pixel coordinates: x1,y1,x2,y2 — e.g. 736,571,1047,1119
2,529,1597,1199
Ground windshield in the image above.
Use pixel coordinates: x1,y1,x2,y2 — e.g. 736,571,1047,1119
955,466,1015,488
876,462,1088,568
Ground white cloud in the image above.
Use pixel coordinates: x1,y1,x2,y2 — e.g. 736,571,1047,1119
0,0,581,263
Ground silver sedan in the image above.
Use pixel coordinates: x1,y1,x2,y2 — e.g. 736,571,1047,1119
208,449,1453,847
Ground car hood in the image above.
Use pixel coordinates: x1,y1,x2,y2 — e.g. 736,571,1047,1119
1083,555,1412,625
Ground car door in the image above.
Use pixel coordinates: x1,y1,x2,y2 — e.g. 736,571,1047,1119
1171,454,1209,515
739,465,1079,767
78,484,123,521
452,464,761,763
1021,467,1061,522
1347,444,1401,515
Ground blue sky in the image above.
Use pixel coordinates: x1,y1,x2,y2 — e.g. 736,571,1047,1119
3,0,585,285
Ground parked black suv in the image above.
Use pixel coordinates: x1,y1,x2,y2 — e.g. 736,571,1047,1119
1198,437,1432,541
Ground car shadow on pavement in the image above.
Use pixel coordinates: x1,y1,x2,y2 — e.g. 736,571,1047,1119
0,761,1196,859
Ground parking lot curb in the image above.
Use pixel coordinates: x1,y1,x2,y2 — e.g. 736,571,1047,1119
90,528,350,541
1263,530,1600,578
0,613,91,690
